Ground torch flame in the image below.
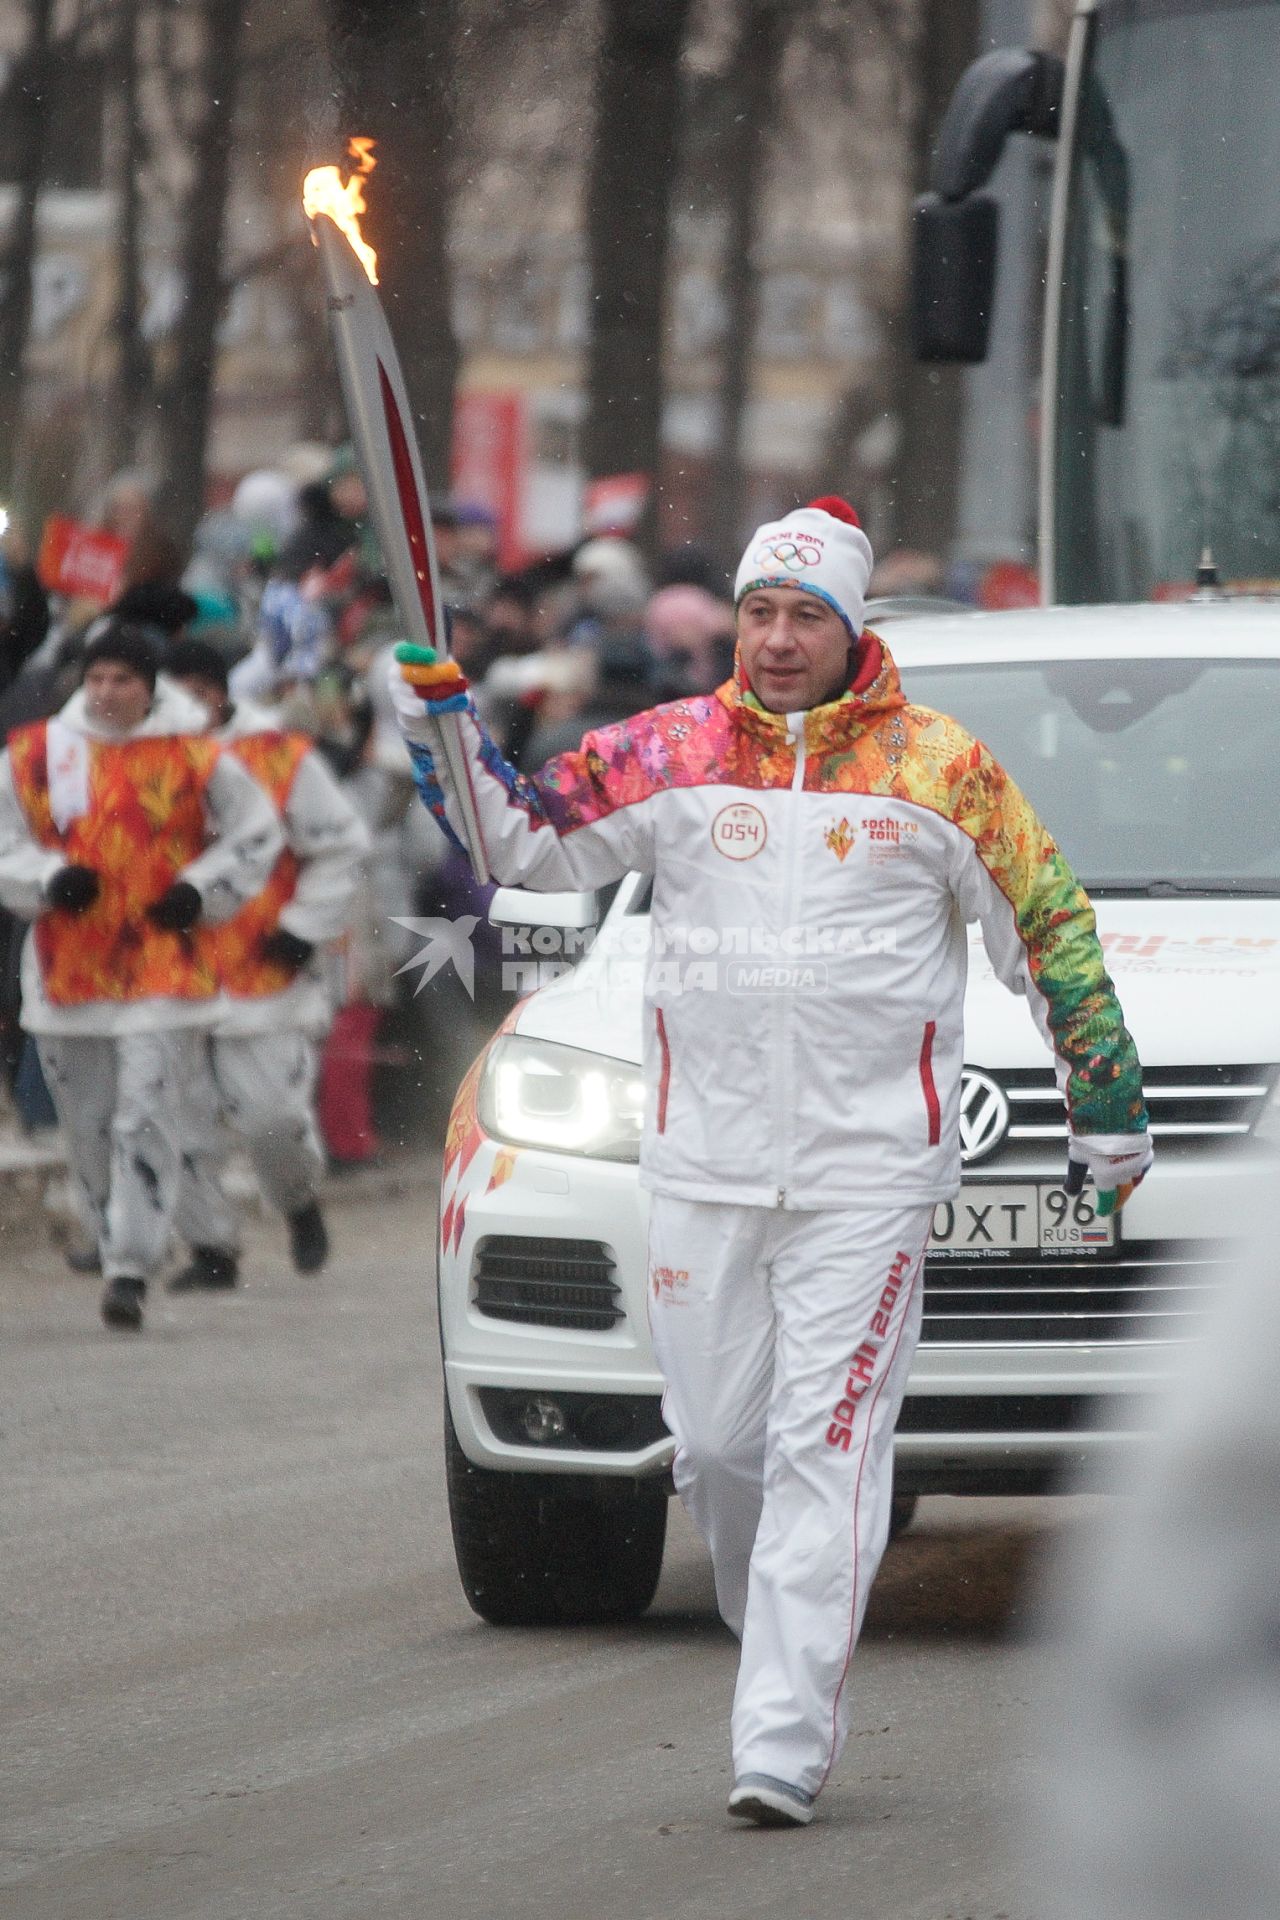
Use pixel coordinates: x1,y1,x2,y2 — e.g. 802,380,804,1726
302,136,379,284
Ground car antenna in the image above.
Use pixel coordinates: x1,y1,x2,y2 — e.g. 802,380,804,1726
1192,544,1223,599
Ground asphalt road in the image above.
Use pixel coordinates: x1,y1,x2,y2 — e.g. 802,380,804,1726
3,1179,1073,1920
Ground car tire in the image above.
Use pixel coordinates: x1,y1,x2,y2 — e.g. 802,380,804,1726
443,1401,668,1626
889,1490,919,1543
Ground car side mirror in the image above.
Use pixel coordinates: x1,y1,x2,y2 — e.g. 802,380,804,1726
488,887,600,932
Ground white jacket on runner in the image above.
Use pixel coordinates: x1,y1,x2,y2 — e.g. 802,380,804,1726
394,635,1148,1205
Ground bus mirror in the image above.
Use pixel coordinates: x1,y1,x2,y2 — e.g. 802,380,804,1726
912,47,1062,363
932,49,1063,201
912,192,998,364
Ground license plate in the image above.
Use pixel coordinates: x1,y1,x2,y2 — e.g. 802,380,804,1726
929,1182,1117,1259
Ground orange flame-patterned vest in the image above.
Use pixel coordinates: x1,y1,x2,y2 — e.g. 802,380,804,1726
8,721,222,1005
200,730,310,999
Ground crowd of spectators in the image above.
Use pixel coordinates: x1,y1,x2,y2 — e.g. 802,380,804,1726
0,448,742,1162
0,446,1013,1169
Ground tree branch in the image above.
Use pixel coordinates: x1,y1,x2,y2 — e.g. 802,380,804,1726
218,233,308,301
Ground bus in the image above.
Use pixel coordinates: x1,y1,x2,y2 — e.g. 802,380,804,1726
914,0,1280,605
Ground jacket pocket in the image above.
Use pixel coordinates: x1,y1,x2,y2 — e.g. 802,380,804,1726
655,1009,671,1134
918,1020,941,1146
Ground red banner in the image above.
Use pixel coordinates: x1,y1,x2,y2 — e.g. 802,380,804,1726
583,471,649,538
451,391,527,572
37,516,128,605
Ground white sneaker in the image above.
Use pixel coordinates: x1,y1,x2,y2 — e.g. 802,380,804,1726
728,1773,815,1828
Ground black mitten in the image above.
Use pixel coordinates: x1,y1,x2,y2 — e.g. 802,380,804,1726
260,927,315,972
46,865,100,914
147,881,202,932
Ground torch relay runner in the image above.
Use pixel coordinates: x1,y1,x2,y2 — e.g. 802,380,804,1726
0,622,282,1331
390,497,1153,1828
163,639,371,1291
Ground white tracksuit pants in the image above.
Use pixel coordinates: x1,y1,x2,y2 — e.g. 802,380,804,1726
37,1031,189,1283
174,1031,325,1254
647,1196,932,1800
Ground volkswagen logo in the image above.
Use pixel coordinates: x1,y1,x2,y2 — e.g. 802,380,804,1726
958,1068,1010,1164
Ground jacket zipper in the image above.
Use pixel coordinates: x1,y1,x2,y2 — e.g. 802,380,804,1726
655,1007,671,1134
776,715,808,1206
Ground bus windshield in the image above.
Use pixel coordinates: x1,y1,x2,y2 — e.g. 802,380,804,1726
1054,0,1280,602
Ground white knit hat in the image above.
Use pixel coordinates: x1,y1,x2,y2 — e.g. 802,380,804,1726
734,496,874,636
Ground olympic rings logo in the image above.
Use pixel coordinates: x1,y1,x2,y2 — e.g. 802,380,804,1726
752,537,821,572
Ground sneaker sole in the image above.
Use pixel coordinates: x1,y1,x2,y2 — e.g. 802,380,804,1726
727,1789,814,1829
289,1215,330,1274
101,1303,143,1331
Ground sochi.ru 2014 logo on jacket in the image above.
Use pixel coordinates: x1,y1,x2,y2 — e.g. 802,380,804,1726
824,817,857,863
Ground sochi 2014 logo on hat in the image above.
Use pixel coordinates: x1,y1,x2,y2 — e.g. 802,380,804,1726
752,534,822,573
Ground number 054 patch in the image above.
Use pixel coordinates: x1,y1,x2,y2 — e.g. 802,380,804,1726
711,802,767,859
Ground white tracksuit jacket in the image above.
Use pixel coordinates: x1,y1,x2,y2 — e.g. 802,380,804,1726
399,636,1148,1201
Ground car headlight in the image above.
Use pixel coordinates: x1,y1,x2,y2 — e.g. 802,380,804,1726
478,1034,645,1161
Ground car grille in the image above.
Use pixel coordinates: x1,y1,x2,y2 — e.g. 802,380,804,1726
473,1236,623,1331
896,1393,1154,1434
985,1062,1273,1163
919,1239,1229,1344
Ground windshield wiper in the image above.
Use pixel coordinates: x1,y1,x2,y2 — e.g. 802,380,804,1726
1087,879,1280,898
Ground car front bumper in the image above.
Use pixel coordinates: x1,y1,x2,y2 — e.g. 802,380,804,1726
439,1132,1268,1484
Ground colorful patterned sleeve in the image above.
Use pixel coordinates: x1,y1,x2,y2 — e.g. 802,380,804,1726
405,696,649,889
944,736,1148,1137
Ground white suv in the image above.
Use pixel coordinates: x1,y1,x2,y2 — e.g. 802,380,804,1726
436,602,1280,1624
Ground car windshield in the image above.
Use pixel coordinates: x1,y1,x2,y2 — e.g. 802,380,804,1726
1055,0,1280,600
900,656,1280,891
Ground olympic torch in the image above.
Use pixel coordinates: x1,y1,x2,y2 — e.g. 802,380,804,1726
302,142,490,881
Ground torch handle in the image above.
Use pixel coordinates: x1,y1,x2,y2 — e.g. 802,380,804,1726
426,712,491,886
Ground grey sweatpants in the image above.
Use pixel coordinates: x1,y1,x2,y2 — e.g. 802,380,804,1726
38,1031,189,1282
174,1030,325,1255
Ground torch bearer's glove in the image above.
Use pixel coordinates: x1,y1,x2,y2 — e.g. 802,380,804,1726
147,880,203,933
260,926,315,973
1066,1131,1154,1217
45,864,100,915
392,642,470,723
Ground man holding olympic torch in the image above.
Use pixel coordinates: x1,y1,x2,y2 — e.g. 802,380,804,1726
395,499,1152,1823
388,495,1151,1827
304,138,1151,1831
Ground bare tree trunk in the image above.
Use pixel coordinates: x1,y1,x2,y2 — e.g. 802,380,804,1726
810,377,883,511
324,0,460,496
0,0,56,500
282,243,344,447
582,0,692,550
706,0,790,567
108,0,150,476
156,0,245,548
884,0,980,553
